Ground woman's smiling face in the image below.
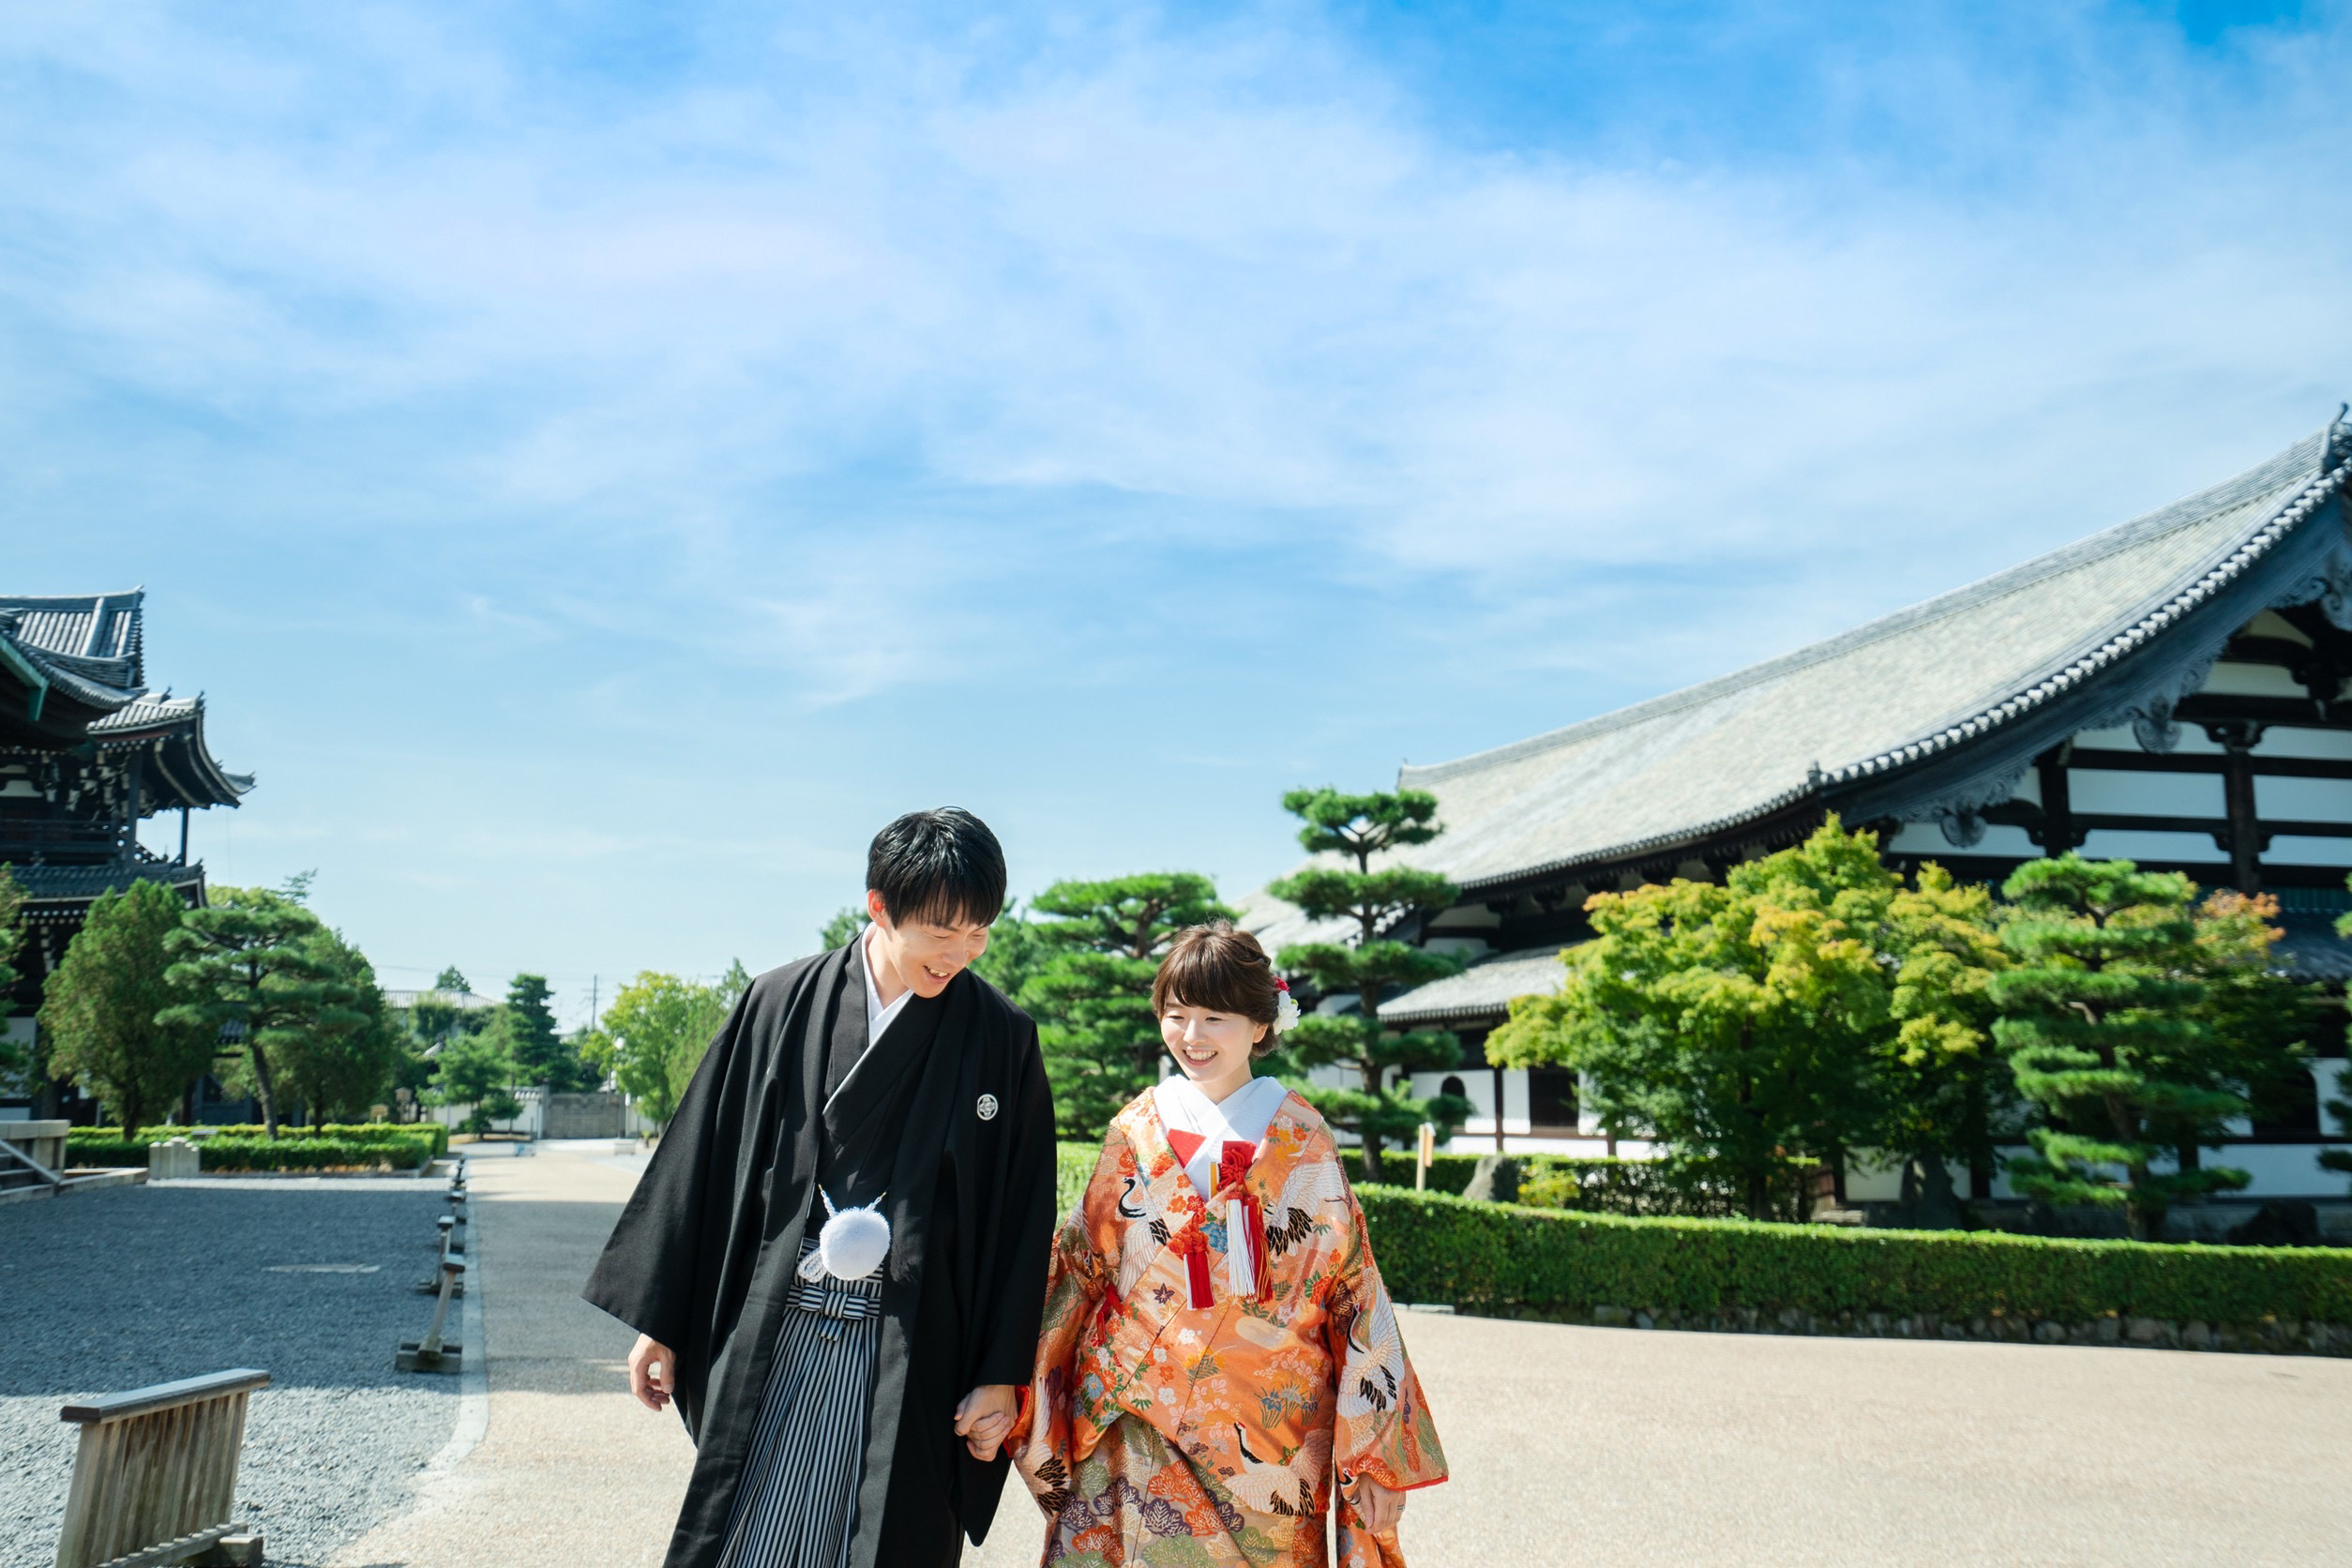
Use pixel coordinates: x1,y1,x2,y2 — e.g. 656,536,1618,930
1158,1000,1265,1102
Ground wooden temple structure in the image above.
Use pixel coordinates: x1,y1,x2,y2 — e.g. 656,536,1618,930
0,591,250,1117
1244,412,2352,1198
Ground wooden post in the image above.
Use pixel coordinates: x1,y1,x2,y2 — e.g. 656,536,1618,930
54,1369,269,1568
1415,1123,1435,1191
1490,1064,1505,1153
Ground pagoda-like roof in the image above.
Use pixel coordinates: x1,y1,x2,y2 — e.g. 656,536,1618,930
92,695,254,808
1244,412,2352,955
0,590,251,806
0,590,146,742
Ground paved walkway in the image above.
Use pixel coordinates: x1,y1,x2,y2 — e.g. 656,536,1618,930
338,1142,2352,1567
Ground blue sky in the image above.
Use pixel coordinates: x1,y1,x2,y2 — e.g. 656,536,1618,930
6,2,2348,1024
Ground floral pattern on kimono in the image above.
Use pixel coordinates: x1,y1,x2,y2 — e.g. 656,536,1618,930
1013,1086,1446,1567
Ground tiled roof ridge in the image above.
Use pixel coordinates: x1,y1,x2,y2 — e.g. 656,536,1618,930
1436,424,2352,892
1405,426,2332,791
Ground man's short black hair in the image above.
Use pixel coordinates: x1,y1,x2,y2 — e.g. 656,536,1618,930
867,807,1006,929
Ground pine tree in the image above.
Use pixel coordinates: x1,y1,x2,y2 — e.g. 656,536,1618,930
433,965,471,993
503,972,582,1089
38,879,214,1134
1991,855,2244,1239
159,884,359,1138
1021,874,1231,1139
1269,788,1471,1178
279,928,404,1126
817,909,869,952
430,1019,521,1136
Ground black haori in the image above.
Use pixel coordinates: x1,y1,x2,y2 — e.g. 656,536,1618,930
583,943,1058,1568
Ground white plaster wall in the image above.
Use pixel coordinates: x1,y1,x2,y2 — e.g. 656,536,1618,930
2069,768,2224,815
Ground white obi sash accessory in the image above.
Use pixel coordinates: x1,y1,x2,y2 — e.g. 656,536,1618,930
1154,1076,1287,1303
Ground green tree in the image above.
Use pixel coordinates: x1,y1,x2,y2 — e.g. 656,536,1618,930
160,884,359,1138
434,965,470,992
1270,788,1471,1178
1877,865,2014,1224
38,879,212,1135
817,909,869,952
2173,890,2318,1176
1991,855,2244,1239
1019,874,1232,1139
603,971,731,1133
430,1019,520,1135
972,908,1047,1001
503,972,586,1090
1488,820,1896,1220
278,928,405,1126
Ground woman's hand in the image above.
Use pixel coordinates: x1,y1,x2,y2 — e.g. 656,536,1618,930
954,1383,1019,1461
628,1334,677,1413
1348,1475,1404,1536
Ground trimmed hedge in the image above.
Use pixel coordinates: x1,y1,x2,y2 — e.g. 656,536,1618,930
1358,1185,2352,1329
70,1123,450,1160
68,1127,440,1172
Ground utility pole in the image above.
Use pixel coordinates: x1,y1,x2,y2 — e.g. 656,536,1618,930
588,975,598,1033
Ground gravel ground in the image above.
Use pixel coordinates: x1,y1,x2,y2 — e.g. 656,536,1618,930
1,1180,462,1567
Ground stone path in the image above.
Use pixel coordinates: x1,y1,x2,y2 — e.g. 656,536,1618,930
0,1176,460,1567
331,1142,2352,1567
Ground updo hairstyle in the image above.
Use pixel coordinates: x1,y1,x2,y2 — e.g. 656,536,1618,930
1151,920,1283,1059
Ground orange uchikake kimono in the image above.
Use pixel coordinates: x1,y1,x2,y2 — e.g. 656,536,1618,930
1011,1084,1447,1567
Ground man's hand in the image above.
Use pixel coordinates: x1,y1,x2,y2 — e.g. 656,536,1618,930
1346,1475,1405,1536
953,1383,1018,1462
628,1334,677,1413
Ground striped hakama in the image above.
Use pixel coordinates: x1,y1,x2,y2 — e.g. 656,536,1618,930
716,1238,886,1568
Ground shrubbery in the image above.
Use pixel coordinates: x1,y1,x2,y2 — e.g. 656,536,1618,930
68,1123,444,1170
1364,1151,1805,1218
1359,1185,2352,1328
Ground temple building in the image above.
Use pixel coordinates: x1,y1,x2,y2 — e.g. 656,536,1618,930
1244,412,2352,1199
0,591,250,1117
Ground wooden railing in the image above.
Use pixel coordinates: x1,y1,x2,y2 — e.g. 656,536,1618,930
53,1369,270,1568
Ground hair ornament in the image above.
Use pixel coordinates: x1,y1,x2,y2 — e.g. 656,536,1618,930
1271,974,1301,1035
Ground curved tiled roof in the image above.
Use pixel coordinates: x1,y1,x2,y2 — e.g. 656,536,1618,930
1245,412,2352,953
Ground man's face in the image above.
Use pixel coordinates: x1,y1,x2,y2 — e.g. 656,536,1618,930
866,890,992,998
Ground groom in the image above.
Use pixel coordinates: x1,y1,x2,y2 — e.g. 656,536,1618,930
585,807,1058,1568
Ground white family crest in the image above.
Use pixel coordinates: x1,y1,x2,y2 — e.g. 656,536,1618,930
976,1093,1000,1121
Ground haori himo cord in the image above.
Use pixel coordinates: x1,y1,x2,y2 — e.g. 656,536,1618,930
583,808,1058,1568
1013,921,1448,1567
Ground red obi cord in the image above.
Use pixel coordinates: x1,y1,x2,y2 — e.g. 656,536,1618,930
1173,1224,1214,1309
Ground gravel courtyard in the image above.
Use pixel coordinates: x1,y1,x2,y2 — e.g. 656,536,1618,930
0,1178,462,1567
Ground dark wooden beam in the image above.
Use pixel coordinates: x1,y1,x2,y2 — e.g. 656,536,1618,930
2068,747,2352,779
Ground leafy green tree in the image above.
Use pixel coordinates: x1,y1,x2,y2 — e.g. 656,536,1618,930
1020,874,1232,1138
603,971,731,1133
1270,788,1471,1178
1489,820,1897,1220
430,1020,521,1135
0,867,30,1085
818,908,869,952
38,879,212,1135
433,965,470,992
1878,865,2014,1223
1991,856,2245,1239
279,928,405,1126
160,884,359,1138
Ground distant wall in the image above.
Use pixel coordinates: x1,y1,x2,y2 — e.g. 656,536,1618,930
543,1092,625,1140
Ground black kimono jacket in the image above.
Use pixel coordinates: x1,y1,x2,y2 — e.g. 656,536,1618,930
582,945,1058,1568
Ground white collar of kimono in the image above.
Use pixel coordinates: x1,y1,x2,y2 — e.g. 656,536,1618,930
1153,1075,1288,1199
858,922,913,1046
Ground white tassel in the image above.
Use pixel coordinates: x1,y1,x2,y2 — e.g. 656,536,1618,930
799,1188,892,1283
1227,1197,1254,1297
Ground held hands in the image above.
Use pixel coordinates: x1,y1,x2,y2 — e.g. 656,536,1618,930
1346,1475,1405,1536
953,1383,1018,1462
628,1334,677,1413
